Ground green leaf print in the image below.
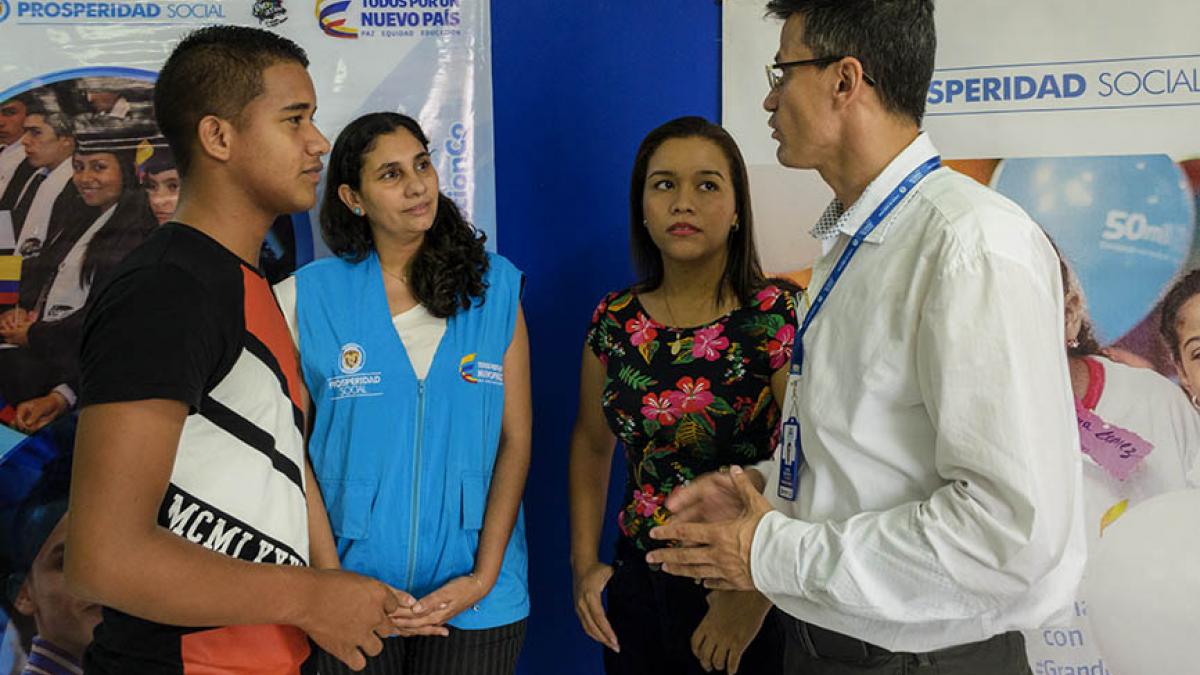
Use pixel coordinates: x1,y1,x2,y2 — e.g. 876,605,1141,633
638,339,660,365
619,364,657,391
733,441,761,458
642,417,662,437
743,313,785,337
706,396,735,416
671,337,697,365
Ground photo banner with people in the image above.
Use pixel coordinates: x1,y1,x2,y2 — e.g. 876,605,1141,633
723,0,1200,673
0,2,495,670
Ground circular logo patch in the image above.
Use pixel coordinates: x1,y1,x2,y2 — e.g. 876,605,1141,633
339,343,365,374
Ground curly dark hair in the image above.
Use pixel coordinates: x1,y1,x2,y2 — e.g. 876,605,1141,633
320,112,488,318
629,116,773,308
1160,268,1200,362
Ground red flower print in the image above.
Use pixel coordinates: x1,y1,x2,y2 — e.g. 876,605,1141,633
625,312,658,347
633,484,665,517
692,324,729,361
676,376,715,413
756,285,782,311
641,391,684,425
592,299,608,324
768,323,795,370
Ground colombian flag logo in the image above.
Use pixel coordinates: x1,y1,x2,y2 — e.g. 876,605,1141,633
0,256,20,305
315,0,357,38
459,353,479,383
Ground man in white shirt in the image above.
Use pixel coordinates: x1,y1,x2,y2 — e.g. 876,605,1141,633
11,111,77,256
647,2,1085,673
0,94,35,206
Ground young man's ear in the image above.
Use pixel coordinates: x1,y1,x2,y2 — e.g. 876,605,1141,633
13,579,36,617
195,115,234,163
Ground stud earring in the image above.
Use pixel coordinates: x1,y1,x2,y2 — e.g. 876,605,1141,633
353,207,364,216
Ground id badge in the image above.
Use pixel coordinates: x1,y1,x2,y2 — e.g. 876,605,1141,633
778,416,801,501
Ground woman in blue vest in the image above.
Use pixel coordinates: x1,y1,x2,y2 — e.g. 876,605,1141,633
275,112,530,674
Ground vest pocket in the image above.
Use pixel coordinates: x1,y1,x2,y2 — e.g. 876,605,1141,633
461,471,486,531
321,479,376,540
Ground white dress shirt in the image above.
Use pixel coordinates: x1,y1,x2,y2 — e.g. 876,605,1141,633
0,142,26,197
42,203,117,321
752,133,1086,652
14,158,74,253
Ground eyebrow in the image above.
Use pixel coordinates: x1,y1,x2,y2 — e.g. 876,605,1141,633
375,151,431,172
1185,335,1200,350
648,169,726,179
281,102,313,113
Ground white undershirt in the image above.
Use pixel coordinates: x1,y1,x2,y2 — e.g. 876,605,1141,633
273,275,446,380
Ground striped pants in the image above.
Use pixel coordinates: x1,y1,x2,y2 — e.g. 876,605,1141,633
317,620,526,675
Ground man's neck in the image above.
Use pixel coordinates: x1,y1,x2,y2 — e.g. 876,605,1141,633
819,119,920,208
172,179,275,267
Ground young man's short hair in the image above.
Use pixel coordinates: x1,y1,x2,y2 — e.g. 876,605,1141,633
1,92,37,110
765,0,936,125
153,25,309,177
27,110,75,140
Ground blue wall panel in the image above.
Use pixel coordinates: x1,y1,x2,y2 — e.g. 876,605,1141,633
490,2,721,673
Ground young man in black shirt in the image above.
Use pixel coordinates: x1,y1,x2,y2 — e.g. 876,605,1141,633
65,26,436,673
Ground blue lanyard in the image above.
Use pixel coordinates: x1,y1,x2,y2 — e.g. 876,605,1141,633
790,155,942,376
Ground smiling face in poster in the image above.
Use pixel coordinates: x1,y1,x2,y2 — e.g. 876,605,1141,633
145,167,179,225
72,151,123,209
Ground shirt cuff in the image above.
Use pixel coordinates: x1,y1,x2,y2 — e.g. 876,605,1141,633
751,510,818,599
51,384,77,408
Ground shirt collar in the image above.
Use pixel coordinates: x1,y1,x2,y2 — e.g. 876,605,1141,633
809,132,940,245
24,636,83,675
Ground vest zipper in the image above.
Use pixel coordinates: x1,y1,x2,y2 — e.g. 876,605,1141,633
405,379,426,590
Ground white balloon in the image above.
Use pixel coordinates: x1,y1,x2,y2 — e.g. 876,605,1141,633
1082,489,1200,675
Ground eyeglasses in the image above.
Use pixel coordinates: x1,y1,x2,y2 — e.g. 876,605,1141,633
765,56,878,90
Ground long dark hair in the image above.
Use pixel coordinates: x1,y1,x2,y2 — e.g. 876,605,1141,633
321,112,488,318
79,148,154,287
629,116,768,307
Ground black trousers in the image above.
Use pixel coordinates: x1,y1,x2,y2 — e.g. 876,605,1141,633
603,540,784,675
779,614,1033,675
317,619,525,675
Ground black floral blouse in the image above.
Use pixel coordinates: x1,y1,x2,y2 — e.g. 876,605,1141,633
586,284,797,550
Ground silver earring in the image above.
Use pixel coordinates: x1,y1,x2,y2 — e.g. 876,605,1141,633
642,219,648,228
353,207,364,216
1191,392,1200,410
731,219,740,232
1067,339,1079,349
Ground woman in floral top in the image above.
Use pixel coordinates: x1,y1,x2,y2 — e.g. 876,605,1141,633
569,116,796,675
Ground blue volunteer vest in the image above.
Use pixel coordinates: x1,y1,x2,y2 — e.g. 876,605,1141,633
294,251,529,629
